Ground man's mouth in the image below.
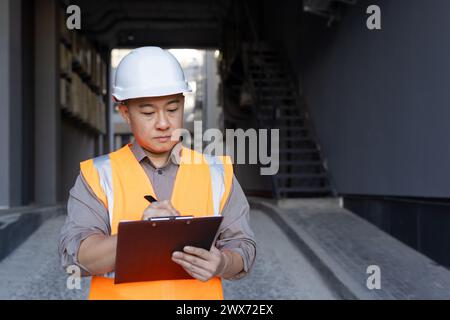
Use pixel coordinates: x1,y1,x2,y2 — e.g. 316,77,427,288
154,135,172,142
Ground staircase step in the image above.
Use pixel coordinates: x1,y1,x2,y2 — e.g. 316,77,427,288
259,96,296,101
258,110,298,116
277,148,319,154
253,85,293,91
252,77,289,82
251,71,286,76
278,127,310,134
250,63,282,69
259,106,297,112
260,121,313,133
280,137,314,142
258,94,295,99
253,79,291,85
278,126,309,130
259,103,298,109
259,115,304,120
250,61,282,66
259,93,295,98
275,105,299,109
251,72,287,77
250,65,284,70
279,135,312,141
278,127,309,131
276,173,327,178
279,160,324,166
258,114,302,121
258,115,306,122
278,186,332,194
257,88,293,93
259,100,297,105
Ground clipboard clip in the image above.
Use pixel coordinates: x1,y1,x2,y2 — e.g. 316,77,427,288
147,215,194,222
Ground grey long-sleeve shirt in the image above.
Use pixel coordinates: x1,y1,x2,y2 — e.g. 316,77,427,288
58,142,256,280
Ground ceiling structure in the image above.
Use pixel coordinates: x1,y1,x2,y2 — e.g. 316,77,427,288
63,0,231,50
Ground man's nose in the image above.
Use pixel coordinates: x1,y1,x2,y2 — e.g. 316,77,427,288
155,111,170,130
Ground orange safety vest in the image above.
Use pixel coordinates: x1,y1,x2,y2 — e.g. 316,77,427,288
79,144,233,300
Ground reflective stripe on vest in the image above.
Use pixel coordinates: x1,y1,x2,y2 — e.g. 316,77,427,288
93,155,114,226
203,154,225,217
92,155,116,279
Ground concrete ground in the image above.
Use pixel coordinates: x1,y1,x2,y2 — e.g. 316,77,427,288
223,209,336,299
0,215,91,299
252,198,450,299
0,209,337,300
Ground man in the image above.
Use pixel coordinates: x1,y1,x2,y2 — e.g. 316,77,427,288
59,46,256,300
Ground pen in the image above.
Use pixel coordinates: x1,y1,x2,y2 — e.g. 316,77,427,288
144,195,157,203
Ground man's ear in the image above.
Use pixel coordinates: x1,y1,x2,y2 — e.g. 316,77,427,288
118,103,131,125
180,94,185,111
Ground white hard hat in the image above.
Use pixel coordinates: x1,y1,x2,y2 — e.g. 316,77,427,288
112,46,192,101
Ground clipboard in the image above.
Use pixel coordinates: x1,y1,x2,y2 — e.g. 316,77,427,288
114,215,223,284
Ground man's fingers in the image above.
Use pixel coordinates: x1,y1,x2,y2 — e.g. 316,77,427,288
172,257,210,281
142,200,180,219
142,208,176,220
190,271,209,282
183,267,208,282
183,246,212,260
172,251,210,270
147,201,180,216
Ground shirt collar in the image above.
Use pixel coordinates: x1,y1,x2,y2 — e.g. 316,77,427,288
130,141,182,168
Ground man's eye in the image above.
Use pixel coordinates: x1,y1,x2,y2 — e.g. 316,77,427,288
168,108,178,113
142,112,154,116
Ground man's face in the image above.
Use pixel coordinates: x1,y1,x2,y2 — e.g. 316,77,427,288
119,94,184,153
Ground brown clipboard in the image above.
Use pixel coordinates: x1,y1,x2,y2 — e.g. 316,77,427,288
114,215,223,284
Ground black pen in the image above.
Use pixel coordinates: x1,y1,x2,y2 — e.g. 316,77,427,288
144,195,157,203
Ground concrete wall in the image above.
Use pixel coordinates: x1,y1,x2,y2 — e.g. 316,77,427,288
0,0,13,208
34,0,61,204
61,121,96,201
0,0,23,208
263,0,450,198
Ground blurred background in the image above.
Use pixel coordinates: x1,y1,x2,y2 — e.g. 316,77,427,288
1,0,450,299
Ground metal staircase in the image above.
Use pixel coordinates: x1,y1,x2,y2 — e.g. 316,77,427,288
243,42,334,198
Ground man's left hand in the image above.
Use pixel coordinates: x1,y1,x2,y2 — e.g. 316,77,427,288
171,245,226,282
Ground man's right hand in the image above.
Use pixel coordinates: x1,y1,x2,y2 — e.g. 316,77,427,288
142,200,180,220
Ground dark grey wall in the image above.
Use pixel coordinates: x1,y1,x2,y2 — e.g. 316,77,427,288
263,0,450,198
0,0,12,208
22,0,35,205
61,120,96,201
0,0,24,208
34,0,62,204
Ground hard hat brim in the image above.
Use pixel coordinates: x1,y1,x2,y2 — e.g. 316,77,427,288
113,82,192,101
